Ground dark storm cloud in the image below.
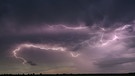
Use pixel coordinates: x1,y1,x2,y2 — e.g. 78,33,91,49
95,57,135,68
0,0,86,27
26,60,37,66
0,28,90,48
18,47,74,66
1,0,135,73
0,0,135,31
0,1,133,21
0,0,135,57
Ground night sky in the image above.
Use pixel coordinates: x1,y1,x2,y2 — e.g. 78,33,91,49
1,0,135,74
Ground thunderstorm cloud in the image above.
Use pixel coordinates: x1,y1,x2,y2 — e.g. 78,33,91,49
1,0,135,74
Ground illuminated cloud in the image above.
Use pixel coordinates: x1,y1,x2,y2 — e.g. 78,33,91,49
1,0,135,74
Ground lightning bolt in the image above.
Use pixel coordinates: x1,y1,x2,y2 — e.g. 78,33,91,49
99,24,133,47
12,24,135,65
12,43,80,65
13,47,27,64
73,24,134,49
49,25,88,30
70,52,80,57
61,25,87,30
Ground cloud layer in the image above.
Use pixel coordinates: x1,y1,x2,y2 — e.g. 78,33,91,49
1,0,135,74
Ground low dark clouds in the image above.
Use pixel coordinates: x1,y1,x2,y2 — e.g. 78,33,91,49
95,57,135,68
1,0,135,27
0,0,135,32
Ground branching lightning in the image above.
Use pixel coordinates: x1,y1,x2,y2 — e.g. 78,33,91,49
72,24,135,50
12,24,135,65
97,25,133,47
97,24,134,47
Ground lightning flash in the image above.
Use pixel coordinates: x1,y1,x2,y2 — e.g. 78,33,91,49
12,24,135,65
12,43,80,65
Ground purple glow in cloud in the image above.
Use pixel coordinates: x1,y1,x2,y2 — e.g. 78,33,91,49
12,24,135,70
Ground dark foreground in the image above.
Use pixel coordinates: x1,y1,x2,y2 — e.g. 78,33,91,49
0,73,135,76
